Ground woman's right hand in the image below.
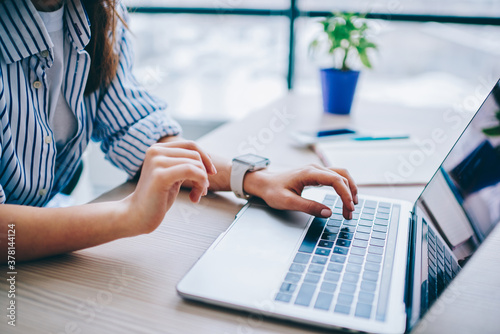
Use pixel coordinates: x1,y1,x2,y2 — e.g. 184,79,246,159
121,140,217,236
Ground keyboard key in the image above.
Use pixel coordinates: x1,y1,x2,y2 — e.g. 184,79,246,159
357,225,371,234
344,220,358,227
289,263,306,273
365,200,377,208
352,239,368,248
373,225,388,233
358,220,373,227
280,282,297,293
348,254,364,264
285,272,302,283
376,213,390,220
378,206,391,214
327,219,342,227
298,218,328,253
360,280,377,292
308,264,325,274
346,264,362,274
293,252,311,264
337,293,354,305
361,213,374,221
370,238,385,247
351,213,360,219
354,232,370,241
374,219,389,226
368,246,384,255
364,262,381,272
324,272,341,282
355,303,372,319
333,246,349,255
358,292,375,304
350,247,366,256
334,304,351,314
379,202,391,208
332,208,343,214
334,200,343,208
340,226,356,233
330,213,344,220
312,255,328,265
315,248,331,256
336,239,351,247
294,283,316,306
363,271,379,282
371,231,387,240
304,273,321,284
318,240,334,248
275,293,292,303
340,282,357,294
327,263,343,273
320,281,337,293
366,254,382,263
362,207,376,215
331,254,346,263
325,226,340,234
343,272,360,284
321,233,338,241
324,194,339,202
338,232,354,240
314,292,334,311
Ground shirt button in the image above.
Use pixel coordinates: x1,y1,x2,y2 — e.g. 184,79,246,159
40,50,49,58
39,189,47,196
44,136,52,144
33,81,42,89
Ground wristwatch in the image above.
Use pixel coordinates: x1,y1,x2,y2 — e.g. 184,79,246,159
230,154,270,199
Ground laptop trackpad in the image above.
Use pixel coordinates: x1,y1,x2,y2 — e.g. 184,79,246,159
178,203,312,304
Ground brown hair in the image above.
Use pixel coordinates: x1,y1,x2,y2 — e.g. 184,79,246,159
82,0,122,95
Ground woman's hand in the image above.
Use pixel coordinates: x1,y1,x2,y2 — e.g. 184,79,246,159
122,140,217,236
244,164,358,220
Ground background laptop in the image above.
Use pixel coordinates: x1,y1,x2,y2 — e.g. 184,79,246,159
177,80,500,333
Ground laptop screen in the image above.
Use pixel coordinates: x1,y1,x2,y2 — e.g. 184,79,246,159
409,80,500,326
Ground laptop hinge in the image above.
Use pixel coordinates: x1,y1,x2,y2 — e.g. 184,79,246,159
404,210,418,331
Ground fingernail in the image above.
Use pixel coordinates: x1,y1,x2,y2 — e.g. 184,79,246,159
212,163,217,174
350,201,355,211
354,195,358,205
320,208,332,218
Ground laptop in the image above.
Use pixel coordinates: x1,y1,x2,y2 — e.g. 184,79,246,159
177,79,500,333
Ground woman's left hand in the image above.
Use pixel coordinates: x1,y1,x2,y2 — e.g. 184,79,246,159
244,164,358,220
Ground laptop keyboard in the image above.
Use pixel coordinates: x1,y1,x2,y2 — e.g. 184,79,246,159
275,194,400,321
426,225,460,306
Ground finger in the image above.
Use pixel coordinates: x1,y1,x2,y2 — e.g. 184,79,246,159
149,155,206,173
147,146,208,172
299,168,355,212
159,164,210,194
283,193,332,218
156,141,217,175
331,167,358,204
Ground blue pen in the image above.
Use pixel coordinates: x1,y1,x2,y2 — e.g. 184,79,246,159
352,135,410,141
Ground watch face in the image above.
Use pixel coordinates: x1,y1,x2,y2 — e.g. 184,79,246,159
234,154,270,167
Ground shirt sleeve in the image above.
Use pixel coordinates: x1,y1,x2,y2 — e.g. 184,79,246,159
90,4,182,177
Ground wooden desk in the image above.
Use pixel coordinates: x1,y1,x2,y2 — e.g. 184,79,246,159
2,95,500,334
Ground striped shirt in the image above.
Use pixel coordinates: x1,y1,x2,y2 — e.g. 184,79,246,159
0,0,181,206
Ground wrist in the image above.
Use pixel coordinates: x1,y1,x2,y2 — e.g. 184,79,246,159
242,170,272,199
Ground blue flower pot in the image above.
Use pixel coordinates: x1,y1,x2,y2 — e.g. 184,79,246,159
320,68,360,115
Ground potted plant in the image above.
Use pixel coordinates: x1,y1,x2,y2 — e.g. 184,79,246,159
310,13,377,114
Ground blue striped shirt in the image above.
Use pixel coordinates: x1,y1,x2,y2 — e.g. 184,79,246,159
0,0,181,206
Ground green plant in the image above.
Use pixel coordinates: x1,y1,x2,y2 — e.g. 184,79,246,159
310,12,377,71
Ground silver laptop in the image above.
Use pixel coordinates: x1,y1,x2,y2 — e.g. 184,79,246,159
177,80,500,333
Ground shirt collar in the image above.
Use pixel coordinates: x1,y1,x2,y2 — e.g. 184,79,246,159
0,0,91,65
